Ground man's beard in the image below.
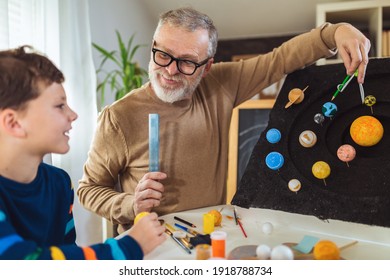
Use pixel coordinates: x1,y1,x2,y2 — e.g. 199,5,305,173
149,62,203,103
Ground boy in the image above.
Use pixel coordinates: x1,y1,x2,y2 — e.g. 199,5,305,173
0,46,166,260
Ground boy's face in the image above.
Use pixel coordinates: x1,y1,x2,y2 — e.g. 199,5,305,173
19,82,78,156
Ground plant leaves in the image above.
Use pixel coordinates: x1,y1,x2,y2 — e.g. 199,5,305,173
92,30,148,110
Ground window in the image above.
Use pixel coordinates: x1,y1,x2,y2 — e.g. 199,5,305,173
0,0,60,65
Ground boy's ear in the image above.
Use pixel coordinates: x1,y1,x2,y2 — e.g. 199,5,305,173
0,109,27,137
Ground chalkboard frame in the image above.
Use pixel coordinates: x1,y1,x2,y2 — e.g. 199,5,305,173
227,99,275,203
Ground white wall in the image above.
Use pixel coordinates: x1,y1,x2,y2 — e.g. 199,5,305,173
142,0,348,39
87,0,349,107
88,0,156,106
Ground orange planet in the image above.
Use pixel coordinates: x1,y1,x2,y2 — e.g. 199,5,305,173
313,240,340,260
208,209,222,226
350,116,384,147
284,86,308,108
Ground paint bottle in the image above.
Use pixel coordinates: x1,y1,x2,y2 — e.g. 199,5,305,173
210,231,227,258
195,244,211,260
203,213,214,234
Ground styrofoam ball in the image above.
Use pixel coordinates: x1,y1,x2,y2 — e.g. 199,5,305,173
262,222,274,235
270,245,294,260
256,244,271,260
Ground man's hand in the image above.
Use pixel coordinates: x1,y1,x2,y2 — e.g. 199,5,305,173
334,24,371,84
134,172,167,215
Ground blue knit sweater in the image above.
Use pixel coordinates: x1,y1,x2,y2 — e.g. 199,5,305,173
0,163,143,260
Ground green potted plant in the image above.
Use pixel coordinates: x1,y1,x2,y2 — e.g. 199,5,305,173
92,30,148,109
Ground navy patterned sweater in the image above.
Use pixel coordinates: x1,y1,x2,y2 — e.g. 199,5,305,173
0,163,142,260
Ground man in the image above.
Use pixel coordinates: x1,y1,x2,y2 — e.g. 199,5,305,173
78,7,370,233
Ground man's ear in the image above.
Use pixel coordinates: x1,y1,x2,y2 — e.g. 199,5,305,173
0,109,27,137
202,58,214,78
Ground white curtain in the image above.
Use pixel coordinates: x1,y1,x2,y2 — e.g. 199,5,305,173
55,0,103,246
0,0,10,49
0,0,103,245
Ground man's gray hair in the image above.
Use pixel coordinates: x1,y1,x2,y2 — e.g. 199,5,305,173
155,7,218,57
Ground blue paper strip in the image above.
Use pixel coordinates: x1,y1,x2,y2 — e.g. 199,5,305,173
292,235,320,254
149,114,159,172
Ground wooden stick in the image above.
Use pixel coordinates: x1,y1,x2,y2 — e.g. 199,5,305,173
339,240,358,251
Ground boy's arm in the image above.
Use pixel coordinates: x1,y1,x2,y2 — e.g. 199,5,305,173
0,206,143,260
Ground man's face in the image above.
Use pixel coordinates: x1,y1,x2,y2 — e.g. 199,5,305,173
149,24,212,103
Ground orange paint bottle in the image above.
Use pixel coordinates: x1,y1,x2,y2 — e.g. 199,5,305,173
210,231,227,258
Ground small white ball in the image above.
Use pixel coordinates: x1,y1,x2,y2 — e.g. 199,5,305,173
261,222,274,235
270,245,294,260
256,244,271,260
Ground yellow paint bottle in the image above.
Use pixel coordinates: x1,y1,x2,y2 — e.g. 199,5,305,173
203,213,214,234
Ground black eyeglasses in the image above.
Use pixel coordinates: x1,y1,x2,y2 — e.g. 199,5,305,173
152,46,209,76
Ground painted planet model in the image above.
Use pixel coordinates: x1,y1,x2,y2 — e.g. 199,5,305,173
364,95,376,107
312,161,331,179
285,87,307,108
266,128,281,144
313,240,340,260
288,179,301,192
337,144,356,163
350,115,384,146
265,152,284,170
322,102,337,118
299,130,317,148
314,113,325,125
134,211,150,224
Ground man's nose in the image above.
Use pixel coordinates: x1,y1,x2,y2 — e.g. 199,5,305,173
165,60,180,75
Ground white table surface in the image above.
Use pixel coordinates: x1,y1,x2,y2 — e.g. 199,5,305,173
142,205,390,260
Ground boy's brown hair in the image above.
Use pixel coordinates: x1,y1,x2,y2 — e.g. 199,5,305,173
0,45,64,111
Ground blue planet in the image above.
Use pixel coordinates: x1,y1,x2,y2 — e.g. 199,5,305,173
265,151,284,170
322,102,337,118
266,128,281,144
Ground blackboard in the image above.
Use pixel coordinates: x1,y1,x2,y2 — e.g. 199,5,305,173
227,99,275,203
237,108,272,183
